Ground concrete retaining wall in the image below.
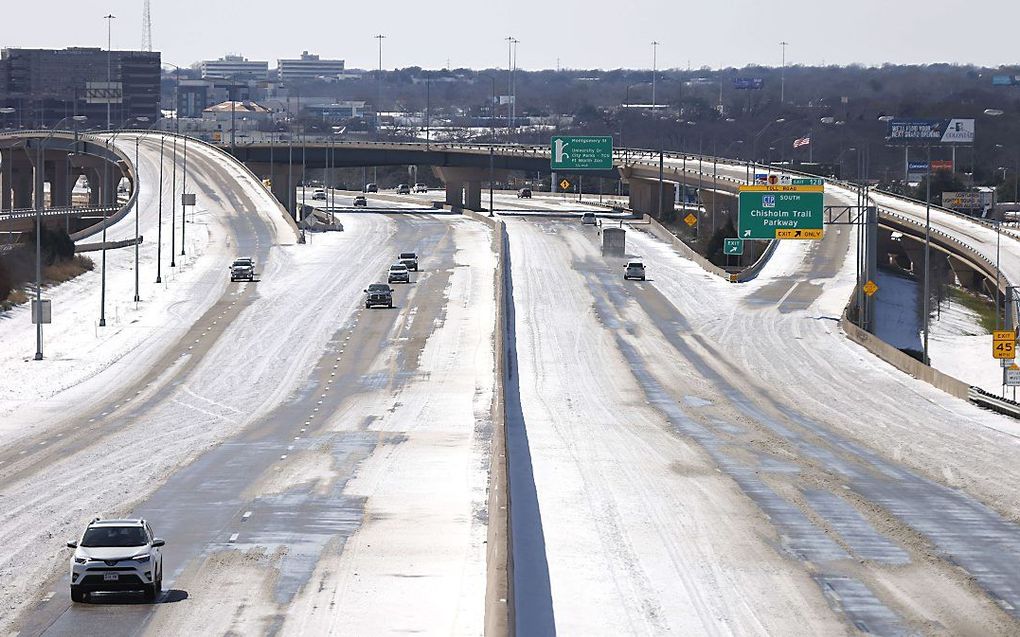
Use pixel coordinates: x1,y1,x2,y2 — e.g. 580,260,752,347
640,214,730,279
839,311,971,400
480,214,512,636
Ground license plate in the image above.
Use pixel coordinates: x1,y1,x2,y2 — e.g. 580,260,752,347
103,573,119,582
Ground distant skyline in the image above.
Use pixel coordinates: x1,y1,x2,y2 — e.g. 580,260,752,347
1,0,1017,71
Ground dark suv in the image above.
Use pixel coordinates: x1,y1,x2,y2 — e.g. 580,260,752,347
365,283,394,308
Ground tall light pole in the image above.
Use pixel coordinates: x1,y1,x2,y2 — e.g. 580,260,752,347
511,38,519,135
130,116,151,302
651,41,660,107
169,136,177,268
923,145,932,364
425,71,431,150
779,41,789,104
31,116,86,357
156,135,164,283
505,36,514,139
181,135,187,256
104,14,116,131
483,74,496,216
374,34,385,139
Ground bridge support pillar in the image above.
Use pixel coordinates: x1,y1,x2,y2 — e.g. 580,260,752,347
947,255,982,294
84,168,102,206
464,181,482,211
13,167,33,209
245,162,301,219
627,177,675,220
1,171,10,211
444,180,464,207
49,159,72,208
433,167,497,211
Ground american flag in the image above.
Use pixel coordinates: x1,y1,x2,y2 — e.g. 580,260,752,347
793,136,811,149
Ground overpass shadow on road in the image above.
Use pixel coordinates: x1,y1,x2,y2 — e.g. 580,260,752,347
503,232,557,636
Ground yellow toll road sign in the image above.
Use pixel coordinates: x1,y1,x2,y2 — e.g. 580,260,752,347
863,280,878,296
559,179,572,190
684,213,698,227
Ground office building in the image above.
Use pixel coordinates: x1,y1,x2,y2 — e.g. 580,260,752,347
0,47,160,128
199,55,268,81
277,52,345,82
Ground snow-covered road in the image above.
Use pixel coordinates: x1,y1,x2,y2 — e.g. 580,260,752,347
2,139,497,636
506,210,1020,634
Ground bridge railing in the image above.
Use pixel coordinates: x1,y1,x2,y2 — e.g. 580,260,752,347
0,204,120,222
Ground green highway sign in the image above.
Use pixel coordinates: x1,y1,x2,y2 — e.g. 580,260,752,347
724,238,744,255
550,136,614,170
738,185,825,240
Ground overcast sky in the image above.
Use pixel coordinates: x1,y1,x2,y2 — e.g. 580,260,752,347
1,0,1017,71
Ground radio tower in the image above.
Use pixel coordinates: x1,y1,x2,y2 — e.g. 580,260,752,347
142,0,153,51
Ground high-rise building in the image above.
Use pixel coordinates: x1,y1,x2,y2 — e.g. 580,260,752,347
277,51,344,82
0,47,161,129
199,55,268,81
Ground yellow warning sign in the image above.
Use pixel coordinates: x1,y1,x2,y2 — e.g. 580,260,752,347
863,280,879,296
559,179,572,190
993,330,1016,360
775,228,824,240
684,213,698,227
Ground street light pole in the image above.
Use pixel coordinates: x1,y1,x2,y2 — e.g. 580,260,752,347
651,41,659,107
33,138,44,358
181,135,187,256
134,135,141,301
779,41,789,104
155,136,165,283
170,136,176,268
105,14,116,131
375,34,386,139
923,145,932,364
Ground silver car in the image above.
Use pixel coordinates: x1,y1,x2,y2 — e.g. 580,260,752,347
388,263,410,284
624,261,646,281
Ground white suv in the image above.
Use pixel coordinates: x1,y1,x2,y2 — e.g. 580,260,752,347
67,518,165,603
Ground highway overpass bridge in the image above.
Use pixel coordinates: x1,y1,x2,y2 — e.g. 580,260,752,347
1,131,1011,326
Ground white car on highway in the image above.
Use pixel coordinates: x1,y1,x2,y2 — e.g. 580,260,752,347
67,518,165,603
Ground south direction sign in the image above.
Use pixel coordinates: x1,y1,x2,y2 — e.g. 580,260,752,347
738,185,824,240
724,238,744,255
550,136,614,170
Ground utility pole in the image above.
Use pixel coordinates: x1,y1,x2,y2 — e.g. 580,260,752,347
651,41,660,107
105,14,116,131
779,41,789,104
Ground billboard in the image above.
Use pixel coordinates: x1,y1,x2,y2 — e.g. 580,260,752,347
931,160,954,172
887,119,975,144
85,81,123,104
942,191,991,210
733,78,764,90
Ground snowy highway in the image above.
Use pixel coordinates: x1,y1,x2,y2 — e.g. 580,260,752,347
3,137,1020,636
